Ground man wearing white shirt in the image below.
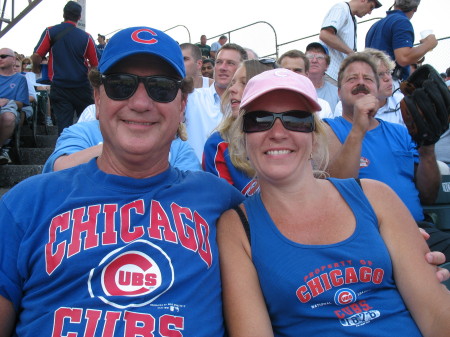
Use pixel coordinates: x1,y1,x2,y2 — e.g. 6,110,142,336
319,0,382,84
305,42,340,111
184,43,247,160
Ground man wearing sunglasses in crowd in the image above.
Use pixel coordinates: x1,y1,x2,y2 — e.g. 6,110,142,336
0,48,29,165
324,52,450,261
0,26,244,336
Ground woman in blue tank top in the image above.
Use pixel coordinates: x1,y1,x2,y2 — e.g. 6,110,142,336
217,68,450,336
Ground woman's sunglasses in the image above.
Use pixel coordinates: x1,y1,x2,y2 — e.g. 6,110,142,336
243,110,315,133
101,73,182,103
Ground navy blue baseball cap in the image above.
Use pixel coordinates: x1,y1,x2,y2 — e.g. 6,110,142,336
306,42,329,55
63,1,82,17
99,26,186,78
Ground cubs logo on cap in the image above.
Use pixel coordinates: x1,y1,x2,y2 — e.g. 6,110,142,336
98,26,185,78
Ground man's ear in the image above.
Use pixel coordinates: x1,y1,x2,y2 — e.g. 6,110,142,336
197,59,203,71
180,94,188,119
94,88,101,119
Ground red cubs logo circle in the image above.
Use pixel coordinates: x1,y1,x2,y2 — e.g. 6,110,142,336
103,251,162,296
131,28,158,44
334,288,357,305
89,240,174,309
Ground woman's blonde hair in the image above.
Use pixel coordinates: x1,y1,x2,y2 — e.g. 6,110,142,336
229,107,329,179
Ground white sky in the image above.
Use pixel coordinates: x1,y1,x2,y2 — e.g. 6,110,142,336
1,0,449,72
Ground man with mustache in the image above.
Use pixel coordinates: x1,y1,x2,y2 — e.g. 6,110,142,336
324,52,450,260
333,48,405,125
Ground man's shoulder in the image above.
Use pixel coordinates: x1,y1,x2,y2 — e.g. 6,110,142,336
210,42,220,50
378,118,407,131
380,10,411,26
328,2,348,12
188,86,216,101
0,72,26,84
322,80,338,92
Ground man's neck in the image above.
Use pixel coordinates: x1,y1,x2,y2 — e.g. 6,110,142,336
348,0,357,16
214,83,226,97
308,73,325,89
378,97,387,109
193,75,203,89
0,67,14,76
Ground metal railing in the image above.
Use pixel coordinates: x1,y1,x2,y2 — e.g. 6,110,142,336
0,0,43,39
205,21,279,58
193,19,449,72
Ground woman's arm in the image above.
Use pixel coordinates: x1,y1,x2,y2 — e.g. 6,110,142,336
217,208,274,337
361,179,450,336
0,295,15,337
53,144,103,171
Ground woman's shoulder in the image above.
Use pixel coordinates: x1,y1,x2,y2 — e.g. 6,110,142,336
205,131,225,145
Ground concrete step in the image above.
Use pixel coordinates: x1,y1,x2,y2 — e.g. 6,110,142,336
20,134,58,148
0,188,9,198
20,147,54,165
20,124,58,137
0,164,43,188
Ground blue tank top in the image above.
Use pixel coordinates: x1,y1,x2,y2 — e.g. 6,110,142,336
243,178,422,336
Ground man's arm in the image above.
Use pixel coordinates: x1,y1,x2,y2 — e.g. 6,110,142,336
85,35,99,68
319,28,354,55
394,35,438,67
414,145,440,204
31,53,43,74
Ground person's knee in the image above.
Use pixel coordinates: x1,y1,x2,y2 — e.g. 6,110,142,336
0,111,17,128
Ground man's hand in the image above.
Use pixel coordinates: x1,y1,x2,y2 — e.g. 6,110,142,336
0,98,9,107
352,94,379,135
420,228,449,283
419,34,438,51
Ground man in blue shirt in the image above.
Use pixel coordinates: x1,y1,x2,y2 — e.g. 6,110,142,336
325,52,450,260
365,0,437,81
96,33,107,60
0,48,29,164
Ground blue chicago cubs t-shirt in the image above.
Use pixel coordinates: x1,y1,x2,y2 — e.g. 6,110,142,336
0,159,244,336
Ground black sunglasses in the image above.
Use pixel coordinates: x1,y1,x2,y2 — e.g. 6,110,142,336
243,110,315,133
0,54,14,59
101,73,182,103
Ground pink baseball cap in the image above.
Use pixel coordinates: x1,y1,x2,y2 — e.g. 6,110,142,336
240,69,321,112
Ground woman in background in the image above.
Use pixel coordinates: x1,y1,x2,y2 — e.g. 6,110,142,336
202,59,275,196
